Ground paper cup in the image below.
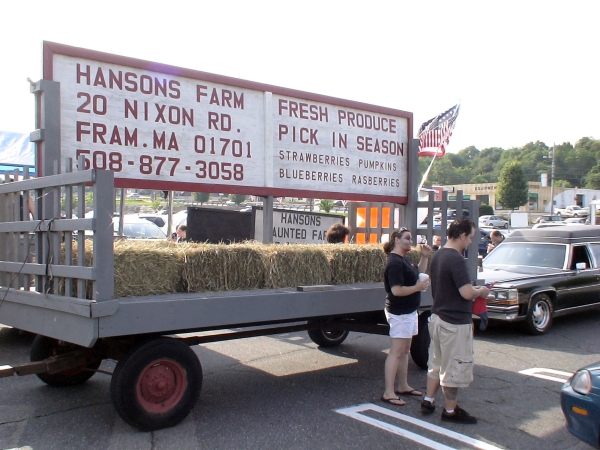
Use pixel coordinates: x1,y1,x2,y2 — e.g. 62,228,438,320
418,273,429,291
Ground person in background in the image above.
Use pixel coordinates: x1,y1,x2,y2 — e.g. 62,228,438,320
326,223,349,244
422,218,490,424
432,235,443,251
486,230,504,255
381,228,431,406
173,224,187,243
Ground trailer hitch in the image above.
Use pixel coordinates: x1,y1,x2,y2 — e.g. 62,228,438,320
0,350,95,378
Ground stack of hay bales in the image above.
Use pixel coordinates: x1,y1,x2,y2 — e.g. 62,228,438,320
59,240,428,299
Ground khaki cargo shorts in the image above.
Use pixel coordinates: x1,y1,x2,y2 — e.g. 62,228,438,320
427,313,474,388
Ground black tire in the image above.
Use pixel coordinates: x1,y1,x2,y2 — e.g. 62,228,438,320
307,327,349,347
525,294,553,335
410,310,431,370
110,338,202,431
503,223,509,229
30,335,100,387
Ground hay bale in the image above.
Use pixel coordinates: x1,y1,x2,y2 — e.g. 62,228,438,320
259,244,331,289
60,239,403,298
113,240,186,297
356,244,387,283
182,242,264,292
322,244,385,284
322,245,362,284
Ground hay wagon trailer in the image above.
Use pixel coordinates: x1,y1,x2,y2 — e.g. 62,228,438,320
0,169,439,431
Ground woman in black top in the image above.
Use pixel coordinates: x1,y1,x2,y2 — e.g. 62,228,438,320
381,228,431,406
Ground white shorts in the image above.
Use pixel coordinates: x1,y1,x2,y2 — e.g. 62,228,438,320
385,309,418,338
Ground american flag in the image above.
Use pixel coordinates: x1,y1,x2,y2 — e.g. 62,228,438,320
418,104,460,157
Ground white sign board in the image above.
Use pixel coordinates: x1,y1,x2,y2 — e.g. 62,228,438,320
44,42,411,203
253,208,344,244
510,212,529,228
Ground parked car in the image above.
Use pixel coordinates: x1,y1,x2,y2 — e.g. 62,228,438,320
480,226,600,335
479,229,492,257
136,213,167,228
555,205,589,217
116,216,167,239
532,222,568,229
564,217,587,224
127,193,140,199
161,210,188,236
536,214,564,224
561,361,600,448
433,209,469,222
479,215,509,228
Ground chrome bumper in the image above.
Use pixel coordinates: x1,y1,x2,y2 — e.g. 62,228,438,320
486,305,522,321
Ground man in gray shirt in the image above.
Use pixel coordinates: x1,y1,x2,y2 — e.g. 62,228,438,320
421,218,490,424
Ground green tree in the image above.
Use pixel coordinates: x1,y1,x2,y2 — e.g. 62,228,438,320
61,196,78,212
470,147,504,182
471,174,489,184
585,165,600,189
230,194,246,204
151,198,163,211
496,161,528,209
429,157,456,185
456,146,480,162
319,199,334,213
563,144,596,187
555,179,573,188
480,204,494,216
193,192,210,205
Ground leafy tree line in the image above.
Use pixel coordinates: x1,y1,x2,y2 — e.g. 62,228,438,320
419,137,600,189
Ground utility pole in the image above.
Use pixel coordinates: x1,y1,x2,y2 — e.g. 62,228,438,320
550,144,555,213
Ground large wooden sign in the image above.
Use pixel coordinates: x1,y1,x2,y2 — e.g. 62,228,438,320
43,42,412,203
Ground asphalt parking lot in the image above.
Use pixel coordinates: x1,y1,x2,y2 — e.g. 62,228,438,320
0,309,598,449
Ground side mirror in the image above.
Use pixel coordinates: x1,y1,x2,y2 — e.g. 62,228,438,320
576,262,587,271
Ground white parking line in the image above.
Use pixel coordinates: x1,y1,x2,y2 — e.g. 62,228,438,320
518,368,572,383
336,403,503,450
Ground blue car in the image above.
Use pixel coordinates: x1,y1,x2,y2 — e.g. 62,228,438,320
561,362,600,448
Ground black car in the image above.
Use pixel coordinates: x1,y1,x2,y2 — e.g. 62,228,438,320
480,226,600,335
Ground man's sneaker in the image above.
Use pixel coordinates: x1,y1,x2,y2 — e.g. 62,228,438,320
421,399,435,414
441,405,477,424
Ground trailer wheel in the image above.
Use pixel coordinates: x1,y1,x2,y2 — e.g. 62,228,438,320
410,310,431,370
30,335,101,387
110,338,202,431
307,327,349,347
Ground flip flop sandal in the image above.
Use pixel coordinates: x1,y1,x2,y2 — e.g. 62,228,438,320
395,389,423,396
381,396,406,406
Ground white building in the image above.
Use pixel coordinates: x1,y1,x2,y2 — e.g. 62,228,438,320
551,188,600,213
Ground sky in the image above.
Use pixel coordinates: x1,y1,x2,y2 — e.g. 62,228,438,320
1,0,599,154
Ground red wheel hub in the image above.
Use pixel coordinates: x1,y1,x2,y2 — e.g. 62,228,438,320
136,359,187,413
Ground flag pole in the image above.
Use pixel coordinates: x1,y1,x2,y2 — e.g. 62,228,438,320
417,153,437,193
